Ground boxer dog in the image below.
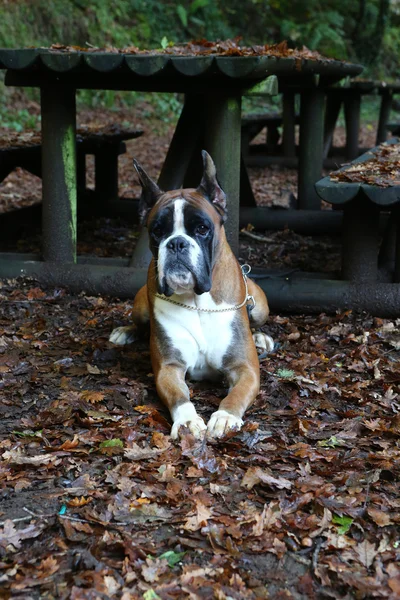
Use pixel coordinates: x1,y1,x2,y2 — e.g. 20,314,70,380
110,151,273,439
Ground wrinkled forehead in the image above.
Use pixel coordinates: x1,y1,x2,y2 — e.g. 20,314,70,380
147,189,221,230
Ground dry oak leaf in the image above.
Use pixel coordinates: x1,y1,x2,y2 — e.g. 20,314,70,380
0,521,22,552
80,390,105,404
0,520,44,554
241,467,292,490
124,441,170,460
180,566,224,586
37,556,60,578
367,507,393,527
354,539,378,568
67,496,93,508
2,448,56,466
252,503,281,536
141,557,169,583
104,575,121,595
184,500,213,532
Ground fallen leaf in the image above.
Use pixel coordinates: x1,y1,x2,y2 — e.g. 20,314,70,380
241,467,292,490
354,539,378,568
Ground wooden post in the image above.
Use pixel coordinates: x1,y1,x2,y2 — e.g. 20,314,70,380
344,91,361,160
298,89,325,210
376,89,393,145
41,85,77,263
323,92,342,159
130,94,204,268
282,92,296,158
342,195,380,282
95,144,121,208
204,93,242,255
395,207,400,283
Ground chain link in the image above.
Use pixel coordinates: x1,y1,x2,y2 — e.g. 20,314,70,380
154,264,256,313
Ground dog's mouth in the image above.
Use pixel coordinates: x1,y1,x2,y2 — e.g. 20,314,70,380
158,260,196,296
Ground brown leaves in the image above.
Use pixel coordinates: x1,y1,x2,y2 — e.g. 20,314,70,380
0,520,45,555
330,142,400,187
183,499,213,532
241,467,292,490
1,244,399,598
2,449,57,466
48,38,335,62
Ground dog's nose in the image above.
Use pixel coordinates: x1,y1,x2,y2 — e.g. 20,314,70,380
166,236,189,253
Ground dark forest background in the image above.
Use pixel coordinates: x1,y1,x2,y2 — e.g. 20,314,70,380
0,0,398,125
0,0,398,74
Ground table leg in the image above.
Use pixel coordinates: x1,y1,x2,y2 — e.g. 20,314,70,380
394,207,400,283
240,154,256,208
298,89,325,210
282,92,296,158
203,94,242,255
342,196,380,282
344,92,361,160
41,85,77,263
376,90,393,145
130,94,204,268
323,93,342,159
95,143,121,208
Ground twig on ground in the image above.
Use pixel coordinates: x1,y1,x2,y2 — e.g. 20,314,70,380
239,230,274,243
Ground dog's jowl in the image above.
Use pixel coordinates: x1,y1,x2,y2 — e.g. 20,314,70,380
110,151,274,439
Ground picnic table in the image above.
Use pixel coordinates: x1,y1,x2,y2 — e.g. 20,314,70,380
0,46,362,302
243,80,400,181
310,139,400,315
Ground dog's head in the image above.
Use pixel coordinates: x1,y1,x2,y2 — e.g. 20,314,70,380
134,151,227,297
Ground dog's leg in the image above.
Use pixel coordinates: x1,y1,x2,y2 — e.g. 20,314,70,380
207,354,259,439
109,285,149,345
247,278,270,328
252,331,274,354
155,364,206,440
247,279,274,353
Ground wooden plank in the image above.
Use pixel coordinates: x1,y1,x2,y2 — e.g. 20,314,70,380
40,51,82,72
298,88,325,209
204,93,242,255
84,53,124,72
342,194,380,282
41,85,77,263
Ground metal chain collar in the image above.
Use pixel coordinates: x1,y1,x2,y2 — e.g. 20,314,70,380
154,264,256,313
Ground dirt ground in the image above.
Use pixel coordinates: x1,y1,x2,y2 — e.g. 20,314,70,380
0,105,399,599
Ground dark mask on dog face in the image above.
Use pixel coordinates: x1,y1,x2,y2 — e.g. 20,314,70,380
133,151,227,297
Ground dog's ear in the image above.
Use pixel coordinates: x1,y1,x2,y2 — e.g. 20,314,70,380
133,159,163,224
197,150,227,221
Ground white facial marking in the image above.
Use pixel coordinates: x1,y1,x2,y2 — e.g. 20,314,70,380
157,199,201,294
170,401,206,439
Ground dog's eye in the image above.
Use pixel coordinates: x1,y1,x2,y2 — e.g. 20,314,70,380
196,224,209,236
151,226,162,238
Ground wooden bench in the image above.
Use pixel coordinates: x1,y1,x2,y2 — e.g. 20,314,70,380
0,125,143,209
241,112,300,163
386,122,400,136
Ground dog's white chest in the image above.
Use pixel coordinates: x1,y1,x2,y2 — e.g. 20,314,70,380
154,294,235,379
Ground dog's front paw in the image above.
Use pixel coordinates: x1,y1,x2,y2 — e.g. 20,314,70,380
253,331,274,354
171,415,207,440
109,326,137,345
206,410,243,439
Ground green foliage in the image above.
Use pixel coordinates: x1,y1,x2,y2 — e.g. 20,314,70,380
0,107,40,131
99,438,124,448
332,514,353,535
0,0,398,130
158,550,186,566
276,368,295,379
